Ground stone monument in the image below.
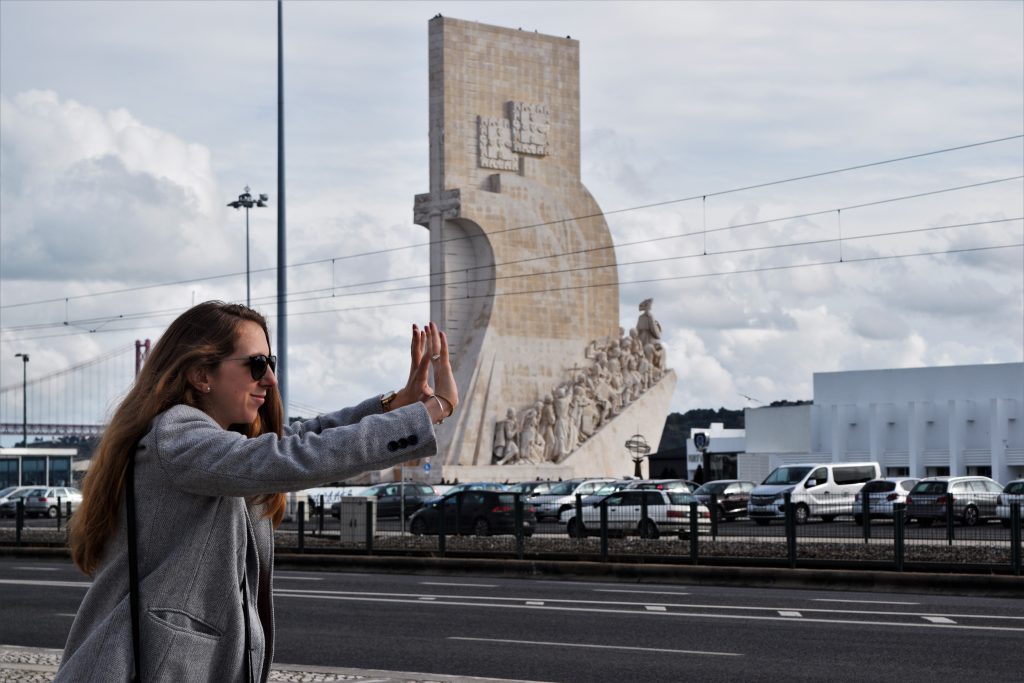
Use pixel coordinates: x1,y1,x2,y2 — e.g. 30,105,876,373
413,17,677,482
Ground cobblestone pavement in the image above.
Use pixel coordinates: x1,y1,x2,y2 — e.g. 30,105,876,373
0,645,544,683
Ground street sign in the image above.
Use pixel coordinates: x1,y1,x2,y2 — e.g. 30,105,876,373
424,462,432,471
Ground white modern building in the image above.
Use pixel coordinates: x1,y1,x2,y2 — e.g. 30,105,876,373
742,362,1024,485
685,423,746,482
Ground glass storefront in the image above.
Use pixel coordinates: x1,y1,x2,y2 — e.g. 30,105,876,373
21,457,46,486
0,459,18,489
48,457,72,486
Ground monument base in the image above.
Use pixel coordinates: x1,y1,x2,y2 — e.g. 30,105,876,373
441,370,677,483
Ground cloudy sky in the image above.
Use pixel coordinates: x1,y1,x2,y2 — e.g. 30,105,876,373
1,0,1022,442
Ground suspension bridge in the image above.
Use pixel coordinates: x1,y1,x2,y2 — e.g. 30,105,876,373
0,341,149,442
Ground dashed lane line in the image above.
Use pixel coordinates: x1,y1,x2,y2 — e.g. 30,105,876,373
923,616,957,624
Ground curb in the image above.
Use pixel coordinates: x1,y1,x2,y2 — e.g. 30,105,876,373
3,546,1021,598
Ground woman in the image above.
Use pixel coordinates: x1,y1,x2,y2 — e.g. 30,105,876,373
56,301,457,682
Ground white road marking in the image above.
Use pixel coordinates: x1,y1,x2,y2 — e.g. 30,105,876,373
923,616,956,624
778,611,802,617
448,636,741,657
595,589,690,596
646,606,667,612
419,597,436,601
526,601,545,606
273,576,323,581
276,591,1024,633
56,613,77,618
813,599,919,605
0,578,90,588
420,581,497,588
14,566,60,571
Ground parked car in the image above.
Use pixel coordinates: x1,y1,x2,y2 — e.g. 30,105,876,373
427,481,506,501
528,478,616,522
329,482,437,519
556,479,641,516
504,481,554,495
996,480,1024,528
693,480,756,521
852,477,919,524
408,490,537,536
626,479,699,493
0,486,34,514
14,487,83,518
906,476,1003,526
748,462,881,525
562,489,710,539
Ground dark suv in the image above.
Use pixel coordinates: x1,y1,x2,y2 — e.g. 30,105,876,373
409,490,537,537
330,482,437,519
906,476,1003,526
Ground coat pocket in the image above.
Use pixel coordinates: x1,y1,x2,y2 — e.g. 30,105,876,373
145,609,229,682
147,608,223,639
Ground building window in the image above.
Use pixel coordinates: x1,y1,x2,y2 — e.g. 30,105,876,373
0,459,17,489
48,457,71,486
21,457,46,486
925,466,950,477
967,466,992,477
886,467,909,477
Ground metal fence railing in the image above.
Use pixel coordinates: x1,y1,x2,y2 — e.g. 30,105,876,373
3,492,1020,575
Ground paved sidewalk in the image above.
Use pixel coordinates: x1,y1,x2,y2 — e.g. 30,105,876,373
0,645,547,683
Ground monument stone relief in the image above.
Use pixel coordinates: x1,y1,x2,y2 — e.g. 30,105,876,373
412,17,677,482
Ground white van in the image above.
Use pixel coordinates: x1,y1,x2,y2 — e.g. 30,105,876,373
747,462,880,525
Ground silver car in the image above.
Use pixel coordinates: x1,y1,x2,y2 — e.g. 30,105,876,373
528,478,615,522
852,477,919,524
906,476,1002,527
21,487,83,518
995,480,1024,528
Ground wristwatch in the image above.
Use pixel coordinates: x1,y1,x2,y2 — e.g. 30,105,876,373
380,390,398,412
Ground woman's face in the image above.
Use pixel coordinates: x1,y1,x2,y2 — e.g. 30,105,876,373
204,320,277,429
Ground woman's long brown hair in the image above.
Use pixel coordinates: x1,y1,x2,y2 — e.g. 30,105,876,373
70,301,287,575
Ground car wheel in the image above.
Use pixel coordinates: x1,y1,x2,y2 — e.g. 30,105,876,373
753,519,771,526
47,506,59,519
568,518,587,539
853,514,863,526
638,519,659,539
1001,519,1011,528
717,505,728,522
917,518,934,527
794,504,810,525
410,517,427,536
820,515,836,523
474,518,491,537
962,506,980,527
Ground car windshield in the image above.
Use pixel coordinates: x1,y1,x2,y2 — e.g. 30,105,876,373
0,486,18,498
695,482,728,495
1004,482,1024,494
763,466,812,485
861,480,896,493
911,481,948,494
667,492,698,505
595,483,624,495
547,481,579,495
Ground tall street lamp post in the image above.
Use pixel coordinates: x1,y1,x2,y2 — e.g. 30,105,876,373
227,186,268,306
14,353,28,448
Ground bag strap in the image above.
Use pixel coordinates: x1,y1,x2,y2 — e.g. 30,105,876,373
126,447,141,683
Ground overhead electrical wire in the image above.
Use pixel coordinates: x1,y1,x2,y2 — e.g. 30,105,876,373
2,134,1020,311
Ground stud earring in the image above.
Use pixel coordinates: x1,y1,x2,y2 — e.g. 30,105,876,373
206,386,212,393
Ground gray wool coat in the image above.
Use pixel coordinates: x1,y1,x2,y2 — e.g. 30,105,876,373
55,396,435,683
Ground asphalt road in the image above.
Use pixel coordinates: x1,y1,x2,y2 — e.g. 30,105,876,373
1,556,1022,682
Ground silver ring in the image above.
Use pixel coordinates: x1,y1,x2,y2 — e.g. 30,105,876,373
431,354,441,361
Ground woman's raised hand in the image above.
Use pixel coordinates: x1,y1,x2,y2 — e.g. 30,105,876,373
426,321,458,419
391,322,459,424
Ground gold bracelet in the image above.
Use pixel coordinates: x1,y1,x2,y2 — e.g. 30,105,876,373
427,394,446,424
433,393,455,417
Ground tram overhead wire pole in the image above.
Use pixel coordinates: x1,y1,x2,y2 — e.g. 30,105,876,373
14,353,28,447
227,186,269,307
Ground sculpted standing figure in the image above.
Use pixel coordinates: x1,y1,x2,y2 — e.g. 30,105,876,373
540,395,557,461
492,407,520,465
552,385,574,460
636,298,662,348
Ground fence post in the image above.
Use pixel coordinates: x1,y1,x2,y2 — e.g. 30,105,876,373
861,492,871,542
599,500,609,562
364,499,374,554
640,494,649,537
945,493,955,546
297,501,305,553
456,492,464,536
15,500,24,547
1011,502,1021,577
709,493,719,539
438,498,446,558
893,502,905,572
689,501,699,564
514,493,524,561
318,495,325,536
575,493,583,527
784,492,797,569
56,496,62,532
66,501,72,522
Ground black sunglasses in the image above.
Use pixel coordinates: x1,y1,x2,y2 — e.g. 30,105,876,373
228,354,277,381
